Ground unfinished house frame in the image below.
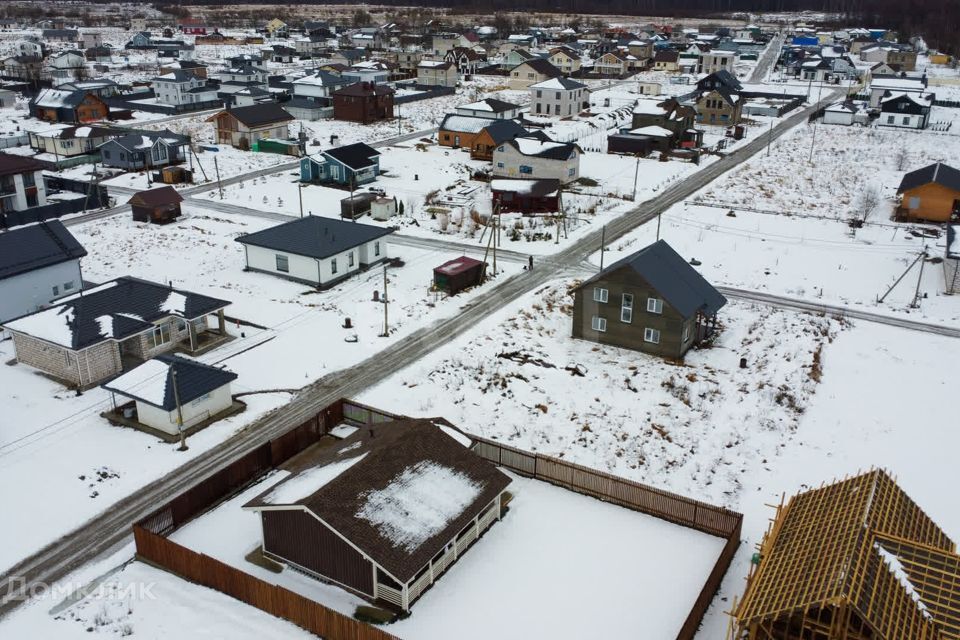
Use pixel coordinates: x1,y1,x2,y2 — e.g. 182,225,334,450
731,469,960,640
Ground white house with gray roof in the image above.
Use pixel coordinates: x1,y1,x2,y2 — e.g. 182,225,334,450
529,76,589,118
151,69,219,106
492,137,582,184
235,215,393,289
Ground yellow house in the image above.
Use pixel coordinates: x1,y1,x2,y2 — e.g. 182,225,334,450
265,18,288,38
930,53,952,65
548,46,581,74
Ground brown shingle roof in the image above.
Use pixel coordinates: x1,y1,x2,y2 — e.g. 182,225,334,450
245,419,511,583
128,185,184,208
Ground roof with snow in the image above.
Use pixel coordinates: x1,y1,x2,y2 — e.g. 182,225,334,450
734,469,960,640
3,276,230,349
503,137,579,160
626,125,674,137
529,76,587,91
0,220,86,282
491,178,560,197
512,57,562,78
578,239,726,319
101,354,237,411
898,162,960,194
235,215,392,260
244,418,511,583
457,97,520,113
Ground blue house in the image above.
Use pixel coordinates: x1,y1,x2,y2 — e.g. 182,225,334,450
125,31,153,49
300,142,381,186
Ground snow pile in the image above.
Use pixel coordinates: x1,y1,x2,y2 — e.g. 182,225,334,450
874,542,933,620
263,454,367,504
356,461,482,552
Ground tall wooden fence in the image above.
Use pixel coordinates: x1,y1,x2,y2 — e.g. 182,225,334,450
470,436,743,640
134,526,400,640
133,398,742,640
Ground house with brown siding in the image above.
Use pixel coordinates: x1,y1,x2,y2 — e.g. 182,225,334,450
3,277,231,388
571,240,726,360
896,162,960,222
331,82,394,124
30,89,109,124
206,103,294,150
243,419,511,611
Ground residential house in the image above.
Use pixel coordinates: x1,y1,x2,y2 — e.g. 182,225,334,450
295,34,330,57
822,101,868,126
284,71,348,120
232,87,274,108
653,50,680,72
508,58,562,90
331,82,394,124
696,88,742,125
455,98,522,120
868,77,927,108
438,114,494,150
444,47,483,75
84,46,113,63
129,186,184,224
548,46,581,75
417,60,458,88
300,142,380,186
15,39,43,59
1,56,43,84
152,70,220,107
329,48,366,68
607,125,675,155
627,40,654,62
226,54,265,69
29,125,119,159
896,162,960,222
57,79,120,100
80,32,103,49
265,18,288,38
42,29,78,43
469,119,530,161
3,276,230,388
125,31,153,50
0,220,85,323
0,154,46,214
30,89,109,124
98,130,189,170
395,50,424,73
491,178,560,214
732,470,960,640
879,92,933,129
501,47,534,72
207,103,294,149
262,45,296,64
235,215,392,288
593,51,631,76
159,60,209,79
431,32,467,57
492,137,581,184
242,418,511,611
350,29,384,50
341,61,392,85
571,239,726,359
529,76,589,118
698,50,736,74
215,65,269,96
102,355,238,436
179,19,208,36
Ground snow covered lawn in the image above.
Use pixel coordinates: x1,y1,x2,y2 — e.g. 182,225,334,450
358,279,842,506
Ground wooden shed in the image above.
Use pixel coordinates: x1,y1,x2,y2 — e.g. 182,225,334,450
128,186,184,224
433,256,484,295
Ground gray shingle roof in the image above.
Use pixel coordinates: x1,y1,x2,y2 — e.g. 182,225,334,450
235,215,393,260
898,162,960,194
3,276,231,349
219,103,294,128
514,57,562,78
244,418,511,584
102,354,237,411
0,220,87,281
580,240,727,319
322,142,380,171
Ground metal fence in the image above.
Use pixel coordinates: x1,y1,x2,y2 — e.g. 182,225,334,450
0,133,29,149
394,85,456,105
133,398,742,640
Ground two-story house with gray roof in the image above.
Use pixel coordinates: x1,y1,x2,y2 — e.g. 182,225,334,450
572,240,726,359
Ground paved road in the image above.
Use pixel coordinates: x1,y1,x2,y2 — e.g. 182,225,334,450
0,88,846,620
748,32,785,84
717,286,960,338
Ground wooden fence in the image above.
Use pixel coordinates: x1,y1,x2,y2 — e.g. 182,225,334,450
470,435,743,640
133,398,742,640
134,526,400,640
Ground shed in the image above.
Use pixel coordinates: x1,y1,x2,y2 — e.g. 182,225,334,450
101,354,238,436
128,186,184,224
433,256,484,295
340,192,379,219
371,197,397,221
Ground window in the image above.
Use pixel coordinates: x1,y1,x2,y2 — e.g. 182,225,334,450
647,297,663,314
102,149,111,159
555,91,561,99
496,162,504,168
903,116,910,125
374,241,380,256
63,280,74,291
22,172,35,187
908,196,921,209
887,115,895,124
348,252,355,267
593,287,608,303
275,254,289,272
331,257,338,274
536,90,542,98
519,165,532,174
644,327,660,344
150,324,172,349
568,167,575,177
591,316,607,332
52,284,59,296
621,294,633,323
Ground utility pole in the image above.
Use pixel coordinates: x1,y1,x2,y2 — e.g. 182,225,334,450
632,152,641,200
381,264,389,336
171,368,187,451
912,248,927,308
766,119,773,156
599,225,606,271
656,212,662,240
298,183,304,217
214,154,223,199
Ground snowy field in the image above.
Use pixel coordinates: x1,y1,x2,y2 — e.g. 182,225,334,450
0,203,521,572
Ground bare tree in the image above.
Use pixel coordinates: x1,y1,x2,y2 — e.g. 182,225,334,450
854,184,880,223
894,145,909,171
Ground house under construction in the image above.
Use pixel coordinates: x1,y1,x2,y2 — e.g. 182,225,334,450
731,469,960,640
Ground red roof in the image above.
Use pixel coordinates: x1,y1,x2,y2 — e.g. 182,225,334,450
434,256,483,276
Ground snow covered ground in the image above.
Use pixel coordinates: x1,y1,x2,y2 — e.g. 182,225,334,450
0,202,521,572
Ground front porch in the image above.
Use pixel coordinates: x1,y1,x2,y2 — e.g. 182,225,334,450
118,310,232,371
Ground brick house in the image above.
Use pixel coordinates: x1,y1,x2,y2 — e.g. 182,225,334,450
3,277,231,388
332,82,394,124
